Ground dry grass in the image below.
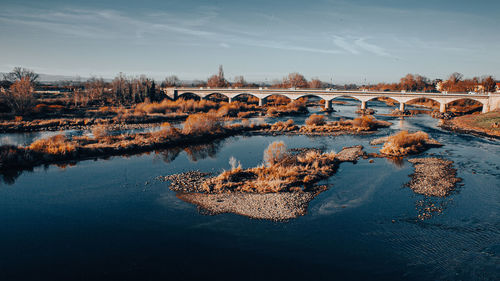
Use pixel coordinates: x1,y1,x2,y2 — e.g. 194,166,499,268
263,141,288,166
134,99,255,116
182,112,223,135
448,109,500,137
298,115,391,134
135,99,219,114
92,124,109,138
305,114,326,126
199,142,361,194
269,119,298,132
266,99,308,116
378,130,441,156
29,135,76,155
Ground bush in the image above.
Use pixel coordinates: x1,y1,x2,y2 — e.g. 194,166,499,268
182,112,222,135
263,141,287,166
29,135,76,155
305,114,326,126
380,131,430,156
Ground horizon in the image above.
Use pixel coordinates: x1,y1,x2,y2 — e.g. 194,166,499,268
1,0,499,83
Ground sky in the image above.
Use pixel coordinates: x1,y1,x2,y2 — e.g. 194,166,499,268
0,0,499,83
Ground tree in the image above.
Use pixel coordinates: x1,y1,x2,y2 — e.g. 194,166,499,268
163,75,180,87
3,77,34,115
482,76,496,92
232,76,246,87
3,67,39,84
85,77,106,104
207,65,228,87
282,73,308,88
308,79,323,89
111,73,129,105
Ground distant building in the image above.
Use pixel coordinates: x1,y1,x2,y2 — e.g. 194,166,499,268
474,84,485,93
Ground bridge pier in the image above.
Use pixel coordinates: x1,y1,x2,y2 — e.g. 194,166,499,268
259,98,266,107
440,103,447,113
361,101,367,110
482,104,489,113
324,100,332,110
399,102,405,111
228,97,233,103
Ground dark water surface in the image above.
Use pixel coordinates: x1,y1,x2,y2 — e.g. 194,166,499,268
0,100,498,280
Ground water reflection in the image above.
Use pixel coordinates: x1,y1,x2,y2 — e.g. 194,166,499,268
0,140,225,185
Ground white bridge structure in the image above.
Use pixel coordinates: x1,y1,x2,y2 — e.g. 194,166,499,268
165,88,500,113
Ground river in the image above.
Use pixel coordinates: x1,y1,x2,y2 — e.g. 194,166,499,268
0,99,498,280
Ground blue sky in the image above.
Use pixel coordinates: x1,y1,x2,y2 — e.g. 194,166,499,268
0,0,499,83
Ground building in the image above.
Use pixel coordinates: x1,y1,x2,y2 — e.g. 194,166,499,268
496,82,500,92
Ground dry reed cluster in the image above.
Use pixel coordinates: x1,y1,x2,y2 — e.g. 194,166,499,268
379,130,436,156
201,141,340,193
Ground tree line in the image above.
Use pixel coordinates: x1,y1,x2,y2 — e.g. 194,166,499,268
368,73,497,93
0,66,497,116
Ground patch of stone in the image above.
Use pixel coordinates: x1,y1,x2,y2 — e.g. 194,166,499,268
407,157,461,197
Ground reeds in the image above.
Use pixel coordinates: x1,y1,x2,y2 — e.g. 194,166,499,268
29,135,76,155
379,130,431,156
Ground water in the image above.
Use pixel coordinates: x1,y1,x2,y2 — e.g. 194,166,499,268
0,100,498,281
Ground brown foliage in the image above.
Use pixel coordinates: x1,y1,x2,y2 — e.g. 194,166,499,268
305,114,326,126
29,135,76,155
182,112,222,135
379,131,433,156
3,77,34,115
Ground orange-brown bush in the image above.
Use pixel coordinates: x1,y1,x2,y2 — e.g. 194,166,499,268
379,131,432,156
350,115,380,130
266,99,307,116
269,119,298,132
29,134,76,155
305,114,326,126
151,122,182,141
182,112,223,135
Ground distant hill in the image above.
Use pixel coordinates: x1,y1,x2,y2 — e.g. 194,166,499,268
0,72,94,83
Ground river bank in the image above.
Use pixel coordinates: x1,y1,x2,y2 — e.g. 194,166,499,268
439,110,500,139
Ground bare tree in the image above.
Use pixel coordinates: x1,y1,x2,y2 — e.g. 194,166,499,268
207,65,228,87
232,76,246,87
163,75,180,87
482,76,496,92
3,67,39,84
308,79,323,89
85,77,106,104
282,73,308,88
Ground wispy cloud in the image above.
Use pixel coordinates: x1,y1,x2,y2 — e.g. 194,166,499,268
354,38,390,57
332,35,359,54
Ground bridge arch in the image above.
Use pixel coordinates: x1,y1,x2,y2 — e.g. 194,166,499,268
178,92,202,100
231,93,260,104
330,95,362,102
262,94,293,105
445,97,484,113
203,92,230,102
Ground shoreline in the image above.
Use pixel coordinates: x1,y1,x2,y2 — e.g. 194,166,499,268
439,119,500,140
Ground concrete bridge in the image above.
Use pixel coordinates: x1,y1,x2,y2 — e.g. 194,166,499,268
165,88,500,113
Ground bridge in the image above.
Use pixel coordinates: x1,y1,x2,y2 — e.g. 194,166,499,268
165,88,500,113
